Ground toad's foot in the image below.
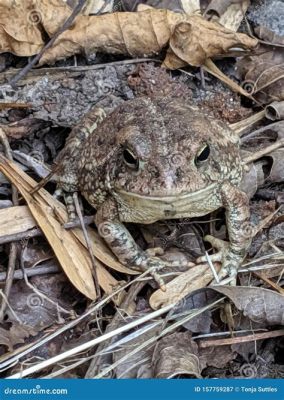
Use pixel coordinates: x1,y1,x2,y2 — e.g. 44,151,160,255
197,235,245,285
97,220,193,290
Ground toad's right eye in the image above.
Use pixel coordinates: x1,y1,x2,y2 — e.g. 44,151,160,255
123,148,139,171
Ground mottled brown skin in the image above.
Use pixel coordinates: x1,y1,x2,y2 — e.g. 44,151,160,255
57,96,250,281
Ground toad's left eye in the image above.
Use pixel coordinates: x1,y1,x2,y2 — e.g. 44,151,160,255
195,143,210,165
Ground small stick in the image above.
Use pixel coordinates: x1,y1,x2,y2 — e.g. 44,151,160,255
0,128,18,321
8,0,88,88
29,167,58,195
64,215,95,229
0,228,42,245
199,329,284,348
243,138,284,165
72,192,101,298
0,264,59,282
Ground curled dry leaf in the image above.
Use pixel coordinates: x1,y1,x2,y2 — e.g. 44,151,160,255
149,263,221,310
266,148,284,182
204,0,245,19
152,332,202,378
265,101,284,121
237,27,284,104
0,1,257,68
212,286,284,325
121,0,200,14
0,0,70,56
162,14,257,69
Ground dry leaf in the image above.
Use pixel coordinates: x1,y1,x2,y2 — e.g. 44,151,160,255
0,1,257,68
265,101,284,121
200,345,237,368
164,14,256,68
212,286,284,325
0,156,97,299
0,205,37,239
0,323,37,352
267,148,284,182
237,26,284,104
150,263,221,310
152,332,202,378
0,156,136,302
112,320,160,378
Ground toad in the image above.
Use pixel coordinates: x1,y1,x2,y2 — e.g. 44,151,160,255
56,96,250,284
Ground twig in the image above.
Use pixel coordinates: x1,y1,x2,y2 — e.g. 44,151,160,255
0,128,18,321
64,215,95,229
0,263,59,282
243,138,284,165
73,192,100,298
198,329,284,348
241,120,284,142
0,228,42,245
8,0,88,88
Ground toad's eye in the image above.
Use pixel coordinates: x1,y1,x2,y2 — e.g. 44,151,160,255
195,143,210,166
123,148,139,170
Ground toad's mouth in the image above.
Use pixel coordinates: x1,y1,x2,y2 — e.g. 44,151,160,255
116,183,217,203
113,183,219,223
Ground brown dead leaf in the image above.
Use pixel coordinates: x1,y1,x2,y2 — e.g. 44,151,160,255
267,148,284,182
212,286,284,325
0,156,136,302
0,205,37,239
0,1,257,68
164,15,257,68
200,345,237,369
265,101,284,121
0,323,37,352
255,26,284,46
2,119,50,140
112,319,160,378
152,332,202,378
204,0,245,19
150,263,221,310
237,27,284,104
0,0,44,56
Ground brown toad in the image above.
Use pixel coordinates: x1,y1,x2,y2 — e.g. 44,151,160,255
56,96,250,283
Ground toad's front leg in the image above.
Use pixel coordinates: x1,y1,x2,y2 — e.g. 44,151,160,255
198,181,251,283
95,199,188,288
